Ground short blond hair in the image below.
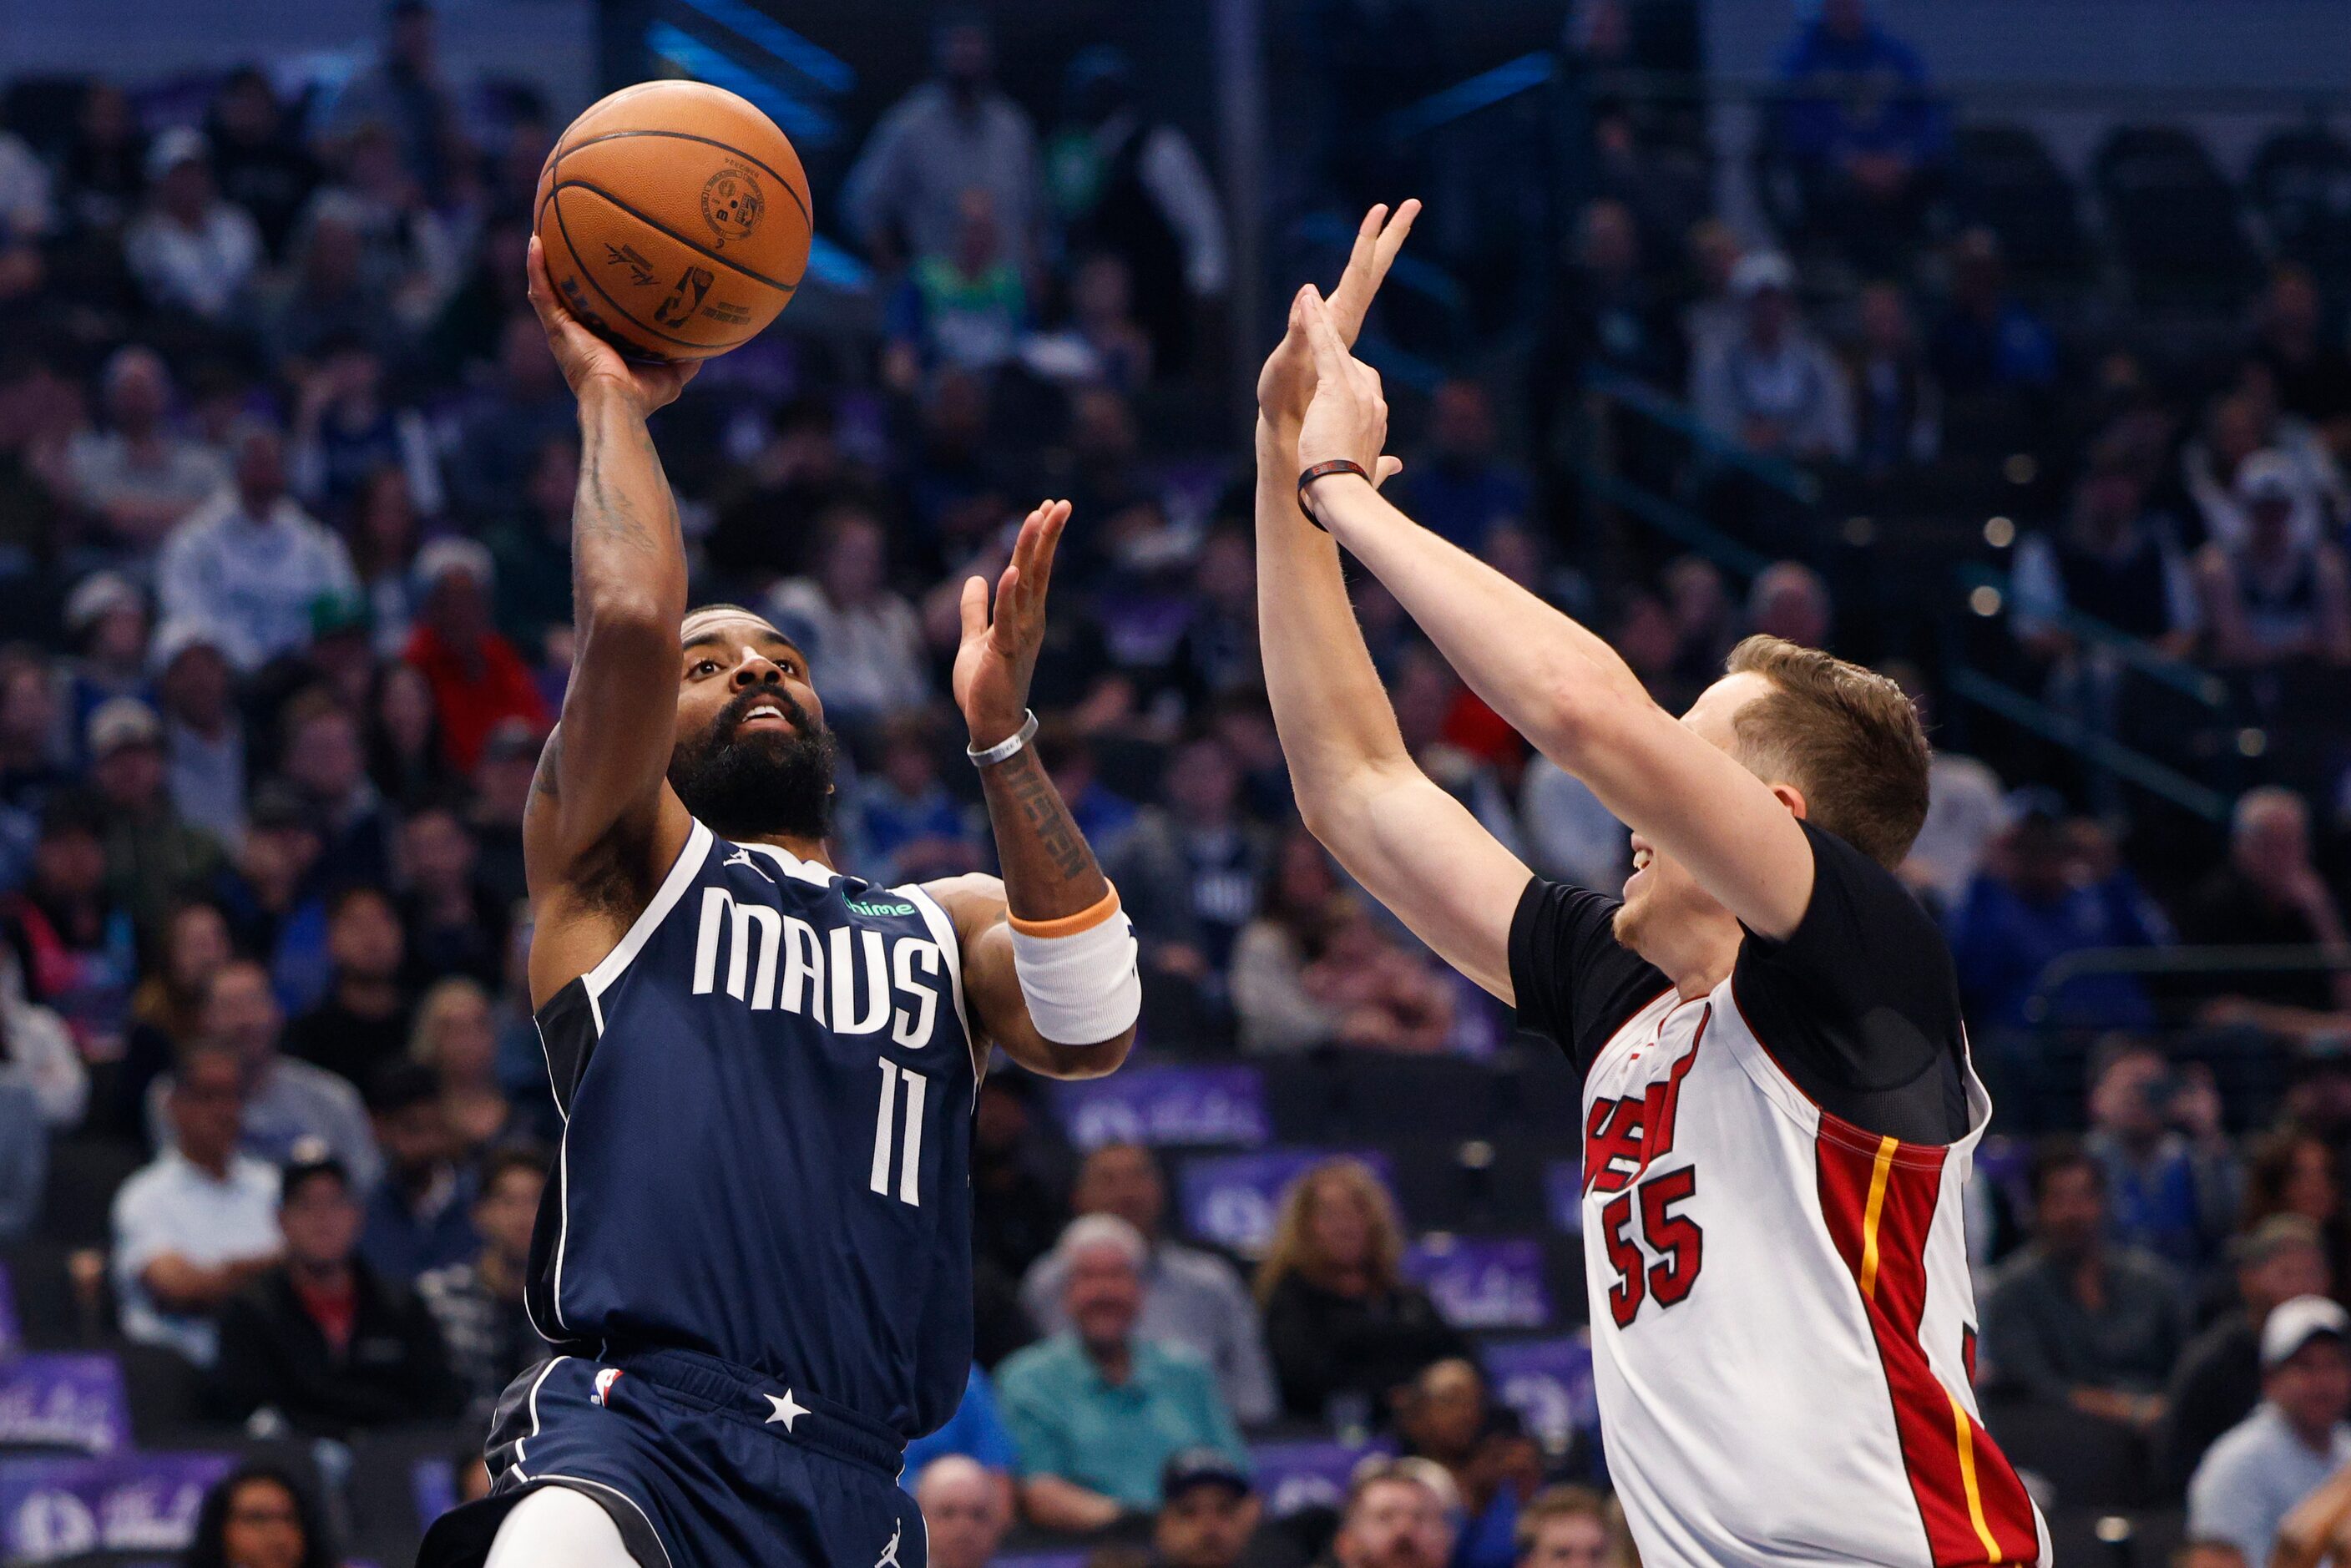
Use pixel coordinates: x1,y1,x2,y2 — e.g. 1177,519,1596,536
1723,635,1932,868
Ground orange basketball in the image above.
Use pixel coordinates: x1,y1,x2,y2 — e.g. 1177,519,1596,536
533,81,811,362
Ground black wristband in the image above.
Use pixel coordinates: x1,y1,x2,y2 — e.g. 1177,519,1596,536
1296,459,1371,531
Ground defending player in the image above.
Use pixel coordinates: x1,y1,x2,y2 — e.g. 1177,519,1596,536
1256,205,2049,1568
420,239,1140,1568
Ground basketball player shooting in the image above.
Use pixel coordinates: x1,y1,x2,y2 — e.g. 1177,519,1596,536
1256,205,2050,1568
419,238,1140,1568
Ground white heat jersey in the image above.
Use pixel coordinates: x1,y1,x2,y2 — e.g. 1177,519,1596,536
1577,981,2050,1567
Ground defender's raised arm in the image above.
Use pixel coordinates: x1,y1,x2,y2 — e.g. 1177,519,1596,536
1255,205,1533,1002
1290,290,1818,943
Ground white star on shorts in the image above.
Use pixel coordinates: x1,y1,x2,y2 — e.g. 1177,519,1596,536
765,1389,810,1431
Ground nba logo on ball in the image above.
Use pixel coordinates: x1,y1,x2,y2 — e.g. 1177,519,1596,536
702,167,764,245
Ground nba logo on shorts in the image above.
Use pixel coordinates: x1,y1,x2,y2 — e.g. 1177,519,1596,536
592,1368,624,1407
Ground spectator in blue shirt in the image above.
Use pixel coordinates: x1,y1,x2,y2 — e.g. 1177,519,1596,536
902,1364,1019,1490
997,1214,1247,1531
857,714,983,887
1398,382,1530,551
1776,0,1946,267
358,1061,476,1283
1931,229,2058,399
1947,796,2167,1032
2084,1036,2242,1276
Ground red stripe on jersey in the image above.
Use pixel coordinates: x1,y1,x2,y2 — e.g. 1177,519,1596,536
1816,1121,2038,1566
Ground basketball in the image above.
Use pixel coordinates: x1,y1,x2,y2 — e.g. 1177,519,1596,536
533,80,811,362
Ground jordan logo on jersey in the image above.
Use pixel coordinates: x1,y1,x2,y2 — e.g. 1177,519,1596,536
690,887,946,1049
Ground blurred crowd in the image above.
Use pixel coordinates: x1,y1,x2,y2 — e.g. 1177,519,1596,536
0,0,2348,1563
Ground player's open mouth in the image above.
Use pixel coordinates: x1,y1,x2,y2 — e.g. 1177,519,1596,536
736,702,796,733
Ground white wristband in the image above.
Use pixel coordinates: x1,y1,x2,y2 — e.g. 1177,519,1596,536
1010,907,1141,1046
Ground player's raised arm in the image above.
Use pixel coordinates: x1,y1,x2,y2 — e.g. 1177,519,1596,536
1255,204,1533,1003
1288,289,1818,940
519,237,700,989
928,501,1138,1080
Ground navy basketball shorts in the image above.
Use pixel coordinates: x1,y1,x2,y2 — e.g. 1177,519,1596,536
419,1346,924,1568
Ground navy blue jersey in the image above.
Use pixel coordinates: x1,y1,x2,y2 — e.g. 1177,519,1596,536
526,820,979,1439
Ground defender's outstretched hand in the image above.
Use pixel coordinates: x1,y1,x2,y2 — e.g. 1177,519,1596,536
526,235,699,414
1258,200,1419,432
1296,289,1393,482
954,499,1070,749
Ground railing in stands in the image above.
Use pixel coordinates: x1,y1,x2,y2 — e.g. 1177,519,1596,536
2023,943,2351,1026
1944,665,2232,821
1956,562,2228,709
1584,365,1822,507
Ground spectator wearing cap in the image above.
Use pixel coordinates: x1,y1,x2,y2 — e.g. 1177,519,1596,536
286,886,413,1091
88,695,225,946
356,1057,473,1282
402,538,548,775
151,617,245,844
1334,1459,1459,1568
157,422,357,671
149,959,381,1192
1689,252,1853,463
123,126,262,321
1947,793,2167,1033
62,351,229,549
2084,1037,2242,1275
2188,1296,2351,1566
417,1144,544,1429
1020,1142,1277,1427
1155,1450,1261,1568
916,1454,1014,1568
2179,788,2351,1029
2193,452,2351,670
3,797,139,1060
2166,1215,2334,1487
997,1214,1249,1531
62,572,153,742
1980,1139,2191,1434
211,1151,462,1437
111,1039,282,1365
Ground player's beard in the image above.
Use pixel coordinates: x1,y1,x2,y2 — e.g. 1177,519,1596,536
668,686,838,843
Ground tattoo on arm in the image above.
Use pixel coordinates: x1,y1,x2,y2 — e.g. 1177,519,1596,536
573,417,676,568
997,749,1090,880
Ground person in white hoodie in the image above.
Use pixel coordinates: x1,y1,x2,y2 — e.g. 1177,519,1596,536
155,422,356,672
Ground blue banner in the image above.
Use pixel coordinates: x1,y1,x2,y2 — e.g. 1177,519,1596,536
1050,1065,1269,1150
1176,1150,1396,1258
0,1356,132,1454
1403,1236,1553,1329
1482,1334,1599,1450
0,1451,235,1561
1248,1438,1393,1517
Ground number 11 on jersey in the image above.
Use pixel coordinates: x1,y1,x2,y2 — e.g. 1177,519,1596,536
871,1059,927,1206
